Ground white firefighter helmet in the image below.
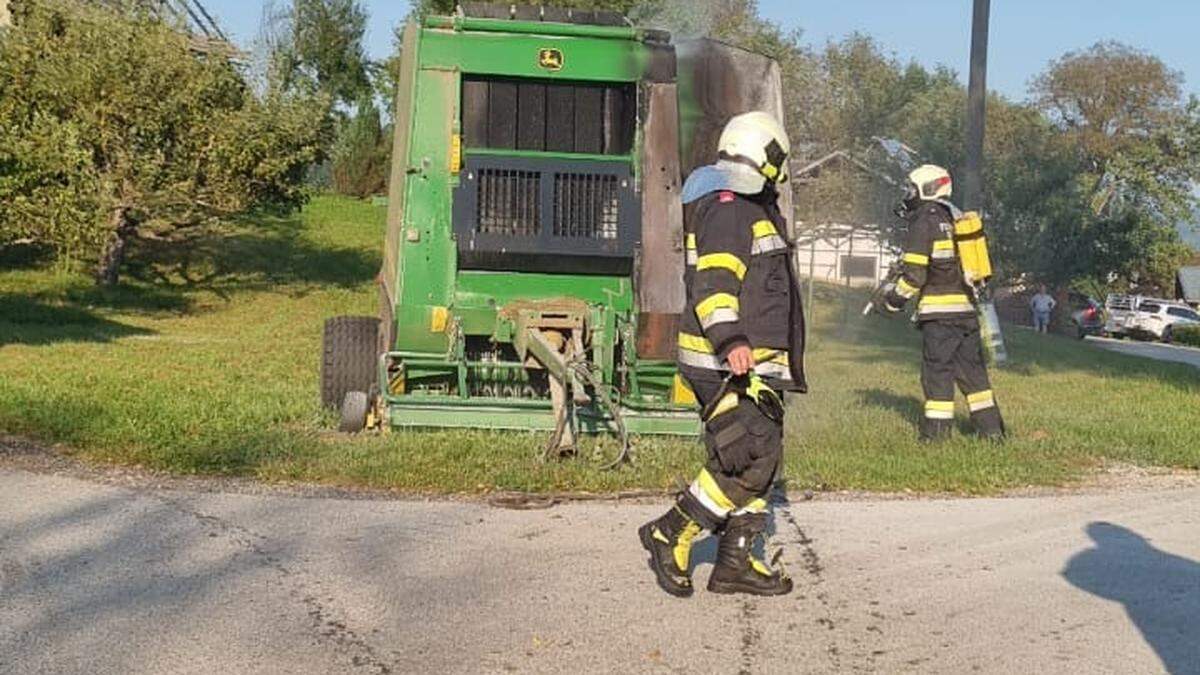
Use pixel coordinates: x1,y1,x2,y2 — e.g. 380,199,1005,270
907,164,953,200
717,111,790,185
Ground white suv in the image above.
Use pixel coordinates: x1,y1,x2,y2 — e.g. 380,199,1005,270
1105,294,1200,342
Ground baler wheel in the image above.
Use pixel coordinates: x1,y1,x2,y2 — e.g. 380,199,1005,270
338,391,370,433
321,315,380,410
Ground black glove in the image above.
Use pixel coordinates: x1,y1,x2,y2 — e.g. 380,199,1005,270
882,288,907,314
743,373,784,423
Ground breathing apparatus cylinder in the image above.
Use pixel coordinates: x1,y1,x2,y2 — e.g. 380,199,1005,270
953,210,992,286
950,208,1006,364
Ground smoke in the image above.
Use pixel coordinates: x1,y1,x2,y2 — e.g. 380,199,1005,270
629,0,723,42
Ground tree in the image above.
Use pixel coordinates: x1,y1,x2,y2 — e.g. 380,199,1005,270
1031,42,1200,291
331,95,390,197
270,0,372,107
0,0,330,284
895,83,1081,283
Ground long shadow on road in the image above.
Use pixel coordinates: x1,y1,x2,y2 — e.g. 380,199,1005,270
1062,522,1200,675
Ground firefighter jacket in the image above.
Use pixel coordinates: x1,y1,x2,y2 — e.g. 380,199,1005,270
887,200,976,322
678,188,808,393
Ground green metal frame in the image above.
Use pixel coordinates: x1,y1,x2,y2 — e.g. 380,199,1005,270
377,15,697,437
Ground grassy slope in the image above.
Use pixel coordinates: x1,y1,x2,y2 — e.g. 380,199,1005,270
1,195,1197,495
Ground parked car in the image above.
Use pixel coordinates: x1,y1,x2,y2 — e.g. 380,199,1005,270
1070,297,1106,339
1103,294,1200,342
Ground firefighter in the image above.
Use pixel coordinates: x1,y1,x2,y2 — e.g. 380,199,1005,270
638,111,806,597
883,164,1005,441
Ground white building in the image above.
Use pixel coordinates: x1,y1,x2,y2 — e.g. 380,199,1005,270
794,225,898,288
791,150,902,288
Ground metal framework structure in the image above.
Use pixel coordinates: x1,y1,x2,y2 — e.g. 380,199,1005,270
349,10,790,446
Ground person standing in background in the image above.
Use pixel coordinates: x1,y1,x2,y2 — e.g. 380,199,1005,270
1030,285,1056,334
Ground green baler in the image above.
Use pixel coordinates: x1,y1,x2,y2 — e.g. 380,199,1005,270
321,5,789,454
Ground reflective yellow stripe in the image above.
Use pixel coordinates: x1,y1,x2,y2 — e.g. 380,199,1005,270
754,360,792,380
751,348,787,364
671,373,697,405
896,277,920,298
903,252,930,266
919,293,972,306
696,253,747,280
967,389,996,411
686,233,696,250
732,497,768,515
696,293,740,319
752,235,787,256
707,392,740,420
966,390,993,404
678,332,715,354
700,308,739,330
931,239,957,260
673,520,702,571
924,399,955,420
696,468,736,511
751,220,777,238
677,348,721,370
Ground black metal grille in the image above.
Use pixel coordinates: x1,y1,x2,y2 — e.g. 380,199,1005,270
553,173,619,240
477,169,540,236
453,155,638,274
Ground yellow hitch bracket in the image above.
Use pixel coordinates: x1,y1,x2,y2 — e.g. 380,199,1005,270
671,373,697,405
430,306,450,333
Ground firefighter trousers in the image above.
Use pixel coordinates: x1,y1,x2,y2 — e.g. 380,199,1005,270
676,367,783,530
919,318,1005,439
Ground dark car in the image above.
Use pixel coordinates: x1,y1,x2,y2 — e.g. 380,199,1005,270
1070,297,1106,339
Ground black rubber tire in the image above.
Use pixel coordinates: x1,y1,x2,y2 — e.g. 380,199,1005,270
338,391,370,433
321,315,380,410
1162,326,1174,344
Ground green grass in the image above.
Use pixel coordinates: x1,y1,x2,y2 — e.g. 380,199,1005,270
2,194,1198,495
1173,325,1200,348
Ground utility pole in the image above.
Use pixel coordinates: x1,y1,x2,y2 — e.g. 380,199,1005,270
962,0,990,212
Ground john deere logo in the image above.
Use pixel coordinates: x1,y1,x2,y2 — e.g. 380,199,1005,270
538,48,564,71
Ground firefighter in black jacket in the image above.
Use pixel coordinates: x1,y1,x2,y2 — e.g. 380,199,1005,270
639,112,807,598
883,164,1005,441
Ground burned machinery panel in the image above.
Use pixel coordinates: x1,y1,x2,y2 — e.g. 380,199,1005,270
675,39,793,228
461,77,635,156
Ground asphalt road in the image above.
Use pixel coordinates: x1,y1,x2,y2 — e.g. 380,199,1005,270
4,462,1200,675
1086,335,1200,369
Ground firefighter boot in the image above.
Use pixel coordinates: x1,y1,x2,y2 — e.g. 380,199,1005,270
919,418,953,442
639,505,705,598
973,407,1006,441
707,512,793,596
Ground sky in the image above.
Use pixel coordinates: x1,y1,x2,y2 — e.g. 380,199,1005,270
202,0,1200,101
